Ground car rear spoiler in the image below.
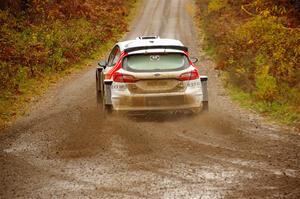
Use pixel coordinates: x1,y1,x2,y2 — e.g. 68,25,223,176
124,45,188,53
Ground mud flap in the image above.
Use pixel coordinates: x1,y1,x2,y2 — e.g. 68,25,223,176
200,76,208,111
103,80,113,115
104,80,113,105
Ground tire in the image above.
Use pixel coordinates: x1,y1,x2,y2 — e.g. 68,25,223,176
190,102,208,115
202,101,209,112
103,102,113,118
96,71,100,92
190,107,202,114
96,71,102,105
100,73,104,98
96,90,101,105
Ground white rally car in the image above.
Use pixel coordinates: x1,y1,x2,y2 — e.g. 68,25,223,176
96,36,208,114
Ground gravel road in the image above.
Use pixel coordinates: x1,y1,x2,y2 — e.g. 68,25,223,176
1,0,300,198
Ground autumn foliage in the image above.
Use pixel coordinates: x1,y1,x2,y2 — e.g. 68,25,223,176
196,0,300,124
0,0,135,93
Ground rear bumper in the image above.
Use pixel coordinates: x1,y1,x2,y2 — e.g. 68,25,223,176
112,93,203,111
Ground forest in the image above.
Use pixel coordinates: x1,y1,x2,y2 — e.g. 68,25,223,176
196,0,300,127
0,0,135,127
0,0,135,92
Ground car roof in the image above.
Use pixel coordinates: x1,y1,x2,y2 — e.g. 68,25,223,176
117,38,186,53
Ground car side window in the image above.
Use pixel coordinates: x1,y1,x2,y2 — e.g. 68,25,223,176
107,46,120,67
113,49,121,65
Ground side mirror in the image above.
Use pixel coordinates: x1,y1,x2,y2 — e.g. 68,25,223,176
98,60,107,68
190,57,198,64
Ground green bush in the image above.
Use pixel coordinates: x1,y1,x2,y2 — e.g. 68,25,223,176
196,0,300,126
208,0,227,13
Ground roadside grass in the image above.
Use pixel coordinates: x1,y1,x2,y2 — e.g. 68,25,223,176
224,81,300,128
0,0,141,130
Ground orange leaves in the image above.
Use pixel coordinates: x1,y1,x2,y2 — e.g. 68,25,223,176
197,0,300,104
0,0,135,92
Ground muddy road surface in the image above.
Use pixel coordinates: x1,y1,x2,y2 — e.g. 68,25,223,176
1,0,300,198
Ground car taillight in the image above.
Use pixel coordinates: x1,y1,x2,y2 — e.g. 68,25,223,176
113,72,137,83
178,69,199,81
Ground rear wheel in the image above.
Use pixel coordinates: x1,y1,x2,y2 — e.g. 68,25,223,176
102,98,113,115
202,101,209,112
96,91,101,105
103,104,113,116
96,72,102,105
190,107,202,114
190,102,208,115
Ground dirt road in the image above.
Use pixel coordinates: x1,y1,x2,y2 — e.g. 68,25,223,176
1,0,300,198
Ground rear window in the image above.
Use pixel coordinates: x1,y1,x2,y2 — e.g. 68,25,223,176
122,53,189,72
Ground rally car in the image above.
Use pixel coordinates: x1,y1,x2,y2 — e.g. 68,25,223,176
96,36,208,114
